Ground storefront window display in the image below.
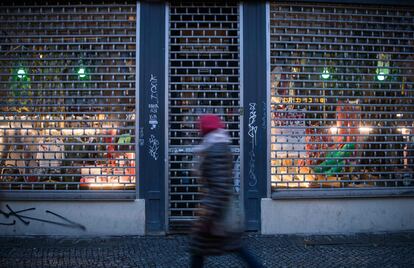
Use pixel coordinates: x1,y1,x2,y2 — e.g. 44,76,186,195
270,2,414,189
0,2,137,191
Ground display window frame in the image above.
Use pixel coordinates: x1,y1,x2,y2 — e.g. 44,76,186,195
0,1,140,200
267,1,414,198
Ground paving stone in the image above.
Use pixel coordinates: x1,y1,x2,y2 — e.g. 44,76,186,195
0,233,413,267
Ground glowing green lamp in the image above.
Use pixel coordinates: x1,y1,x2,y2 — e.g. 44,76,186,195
321,67,331,80
76,65,89,80
376,68,389,81
376,53,390,81
17,68,27,79
77,67,86,78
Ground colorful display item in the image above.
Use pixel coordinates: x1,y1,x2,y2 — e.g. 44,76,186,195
313,143,355,176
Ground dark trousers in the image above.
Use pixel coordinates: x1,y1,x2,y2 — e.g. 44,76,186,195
190,247,263,268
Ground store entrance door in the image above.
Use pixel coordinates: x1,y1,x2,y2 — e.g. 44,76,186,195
167,1,242,232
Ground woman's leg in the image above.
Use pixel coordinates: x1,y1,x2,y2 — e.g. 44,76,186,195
237,247,263,268
190,254,205,268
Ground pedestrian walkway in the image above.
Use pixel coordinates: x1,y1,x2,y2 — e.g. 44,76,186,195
1,233,413,267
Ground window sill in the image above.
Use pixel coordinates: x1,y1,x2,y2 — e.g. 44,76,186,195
271,187,414,200
0,190,136,201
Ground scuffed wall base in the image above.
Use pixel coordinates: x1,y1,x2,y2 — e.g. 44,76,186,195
0,200,145,236
261,198,414,235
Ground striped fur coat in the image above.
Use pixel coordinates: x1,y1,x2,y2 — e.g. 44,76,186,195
190,129,242,255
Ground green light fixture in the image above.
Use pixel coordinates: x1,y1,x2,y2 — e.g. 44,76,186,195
17,68,27,79
321,67,331,80
376,53,390,81
13,66,29,81
77,67,86,78
76,63,89,80
376,70,386,81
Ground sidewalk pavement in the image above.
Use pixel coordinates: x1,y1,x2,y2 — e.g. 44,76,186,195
1,232,413,268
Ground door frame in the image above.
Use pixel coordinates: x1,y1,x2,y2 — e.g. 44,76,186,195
164,2,245,232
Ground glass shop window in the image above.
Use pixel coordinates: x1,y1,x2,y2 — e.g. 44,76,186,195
270,2,414,189
0,2,137,191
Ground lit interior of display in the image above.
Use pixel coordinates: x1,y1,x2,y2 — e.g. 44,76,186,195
269,4,413,189
87,183,135,188
0,115,136,189
359,127,373,134
0,3,137,191
329,127,338,134
397,127,410,135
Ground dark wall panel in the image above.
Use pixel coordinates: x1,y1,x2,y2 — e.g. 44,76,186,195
243,2,268,231
139,2,166,233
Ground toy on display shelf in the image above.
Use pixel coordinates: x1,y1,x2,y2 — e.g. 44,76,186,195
313,143,356,176
272,107,309,186
0,120,43,183
307,98,361,177
35,136,65,174
79,129,136,188
104,128,117,166
335,100,360,144
116,133,136,176
271,66,289,103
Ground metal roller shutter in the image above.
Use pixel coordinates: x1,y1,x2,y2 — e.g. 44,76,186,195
270,2,414,189
0,1,137,193
168,1,241,230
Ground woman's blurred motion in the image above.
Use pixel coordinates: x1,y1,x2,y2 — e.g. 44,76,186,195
189,114,263,268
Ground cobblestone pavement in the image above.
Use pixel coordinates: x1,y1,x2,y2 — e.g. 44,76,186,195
1,233,413,268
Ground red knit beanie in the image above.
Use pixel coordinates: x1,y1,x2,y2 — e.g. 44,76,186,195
199,114,224,136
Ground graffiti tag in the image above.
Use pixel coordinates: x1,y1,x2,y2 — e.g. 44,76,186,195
149,74,159,130
248,102,258,147
248,102,258,187
0,204,86,230
262,101,267,129
149,134,160,160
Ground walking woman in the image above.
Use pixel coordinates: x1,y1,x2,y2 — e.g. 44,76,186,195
189,114,263,268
